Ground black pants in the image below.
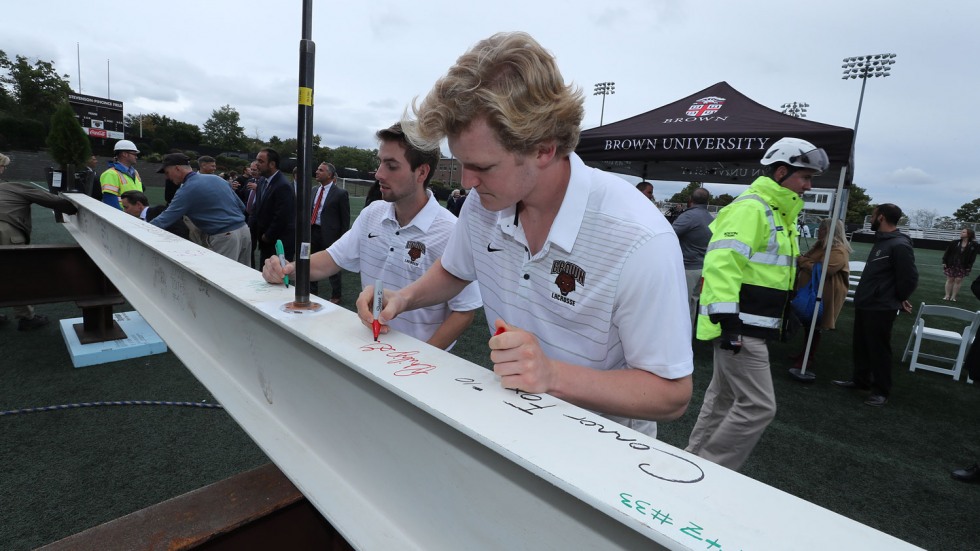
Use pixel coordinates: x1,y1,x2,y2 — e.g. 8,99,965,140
852,308,898,397
310,228,341,300
257,240,275,269
248,225,260,269
965,336,980,381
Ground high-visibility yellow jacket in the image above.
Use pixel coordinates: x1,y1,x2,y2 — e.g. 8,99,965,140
100,166,143,206
696,176,804,341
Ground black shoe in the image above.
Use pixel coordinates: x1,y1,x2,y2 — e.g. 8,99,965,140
0,313,8,325
17,314,49,331
864,395,888,407
952,464,980,482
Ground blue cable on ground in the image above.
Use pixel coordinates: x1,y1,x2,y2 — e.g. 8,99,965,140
0,400,224,416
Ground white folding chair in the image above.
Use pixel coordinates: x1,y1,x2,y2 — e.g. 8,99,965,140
845,260,865,303
901,302,980,381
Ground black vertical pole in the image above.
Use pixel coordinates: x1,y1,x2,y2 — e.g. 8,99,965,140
294,0,315,304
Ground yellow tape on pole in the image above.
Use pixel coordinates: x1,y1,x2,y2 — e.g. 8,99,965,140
298,87,313,106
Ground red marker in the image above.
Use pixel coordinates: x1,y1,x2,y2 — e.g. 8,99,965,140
372,279,384,341
494,326,507,336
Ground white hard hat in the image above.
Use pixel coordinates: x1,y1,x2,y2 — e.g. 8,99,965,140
113,139,140,154
761,138,829,173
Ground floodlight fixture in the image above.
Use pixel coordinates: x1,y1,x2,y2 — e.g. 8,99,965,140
781,101,810,119
593,81,616,126
841,52,897,138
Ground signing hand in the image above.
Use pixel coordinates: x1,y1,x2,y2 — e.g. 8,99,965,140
262,255,294,284
489,319,557,394
356,285,409,336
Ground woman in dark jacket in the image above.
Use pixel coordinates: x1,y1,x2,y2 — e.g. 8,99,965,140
942,228,979,301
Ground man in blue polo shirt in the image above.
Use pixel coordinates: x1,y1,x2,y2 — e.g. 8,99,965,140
151,153,251,265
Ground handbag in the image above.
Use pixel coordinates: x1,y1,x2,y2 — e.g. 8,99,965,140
791,261,824,324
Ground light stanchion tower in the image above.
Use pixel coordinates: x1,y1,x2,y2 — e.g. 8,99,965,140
780,101,809,118
842,53,896,138
593,81,615,126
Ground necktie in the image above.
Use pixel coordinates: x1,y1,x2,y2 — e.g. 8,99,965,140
311,185,325,225
246,189,256,214
254,177,268,209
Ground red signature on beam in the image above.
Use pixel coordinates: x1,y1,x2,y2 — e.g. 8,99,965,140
360,342,438,377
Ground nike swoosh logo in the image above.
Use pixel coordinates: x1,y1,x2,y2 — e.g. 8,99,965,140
368,233,380,238
487,243,503,252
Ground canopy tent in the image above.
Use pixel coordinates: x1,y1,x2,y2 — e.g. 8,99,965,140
576,81,854,189
577,81,857,383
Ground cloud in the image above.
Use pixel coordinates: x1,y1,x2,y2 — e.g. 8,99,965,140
887,167,935,187
593,7,631,27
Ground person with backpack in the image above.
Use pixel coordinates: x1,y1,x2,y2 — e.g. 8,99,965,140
788,218,852,375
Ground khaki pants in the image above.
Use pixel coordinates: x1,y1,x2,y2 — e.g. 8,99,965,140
685,268,702,327
686,336,776,471
206,224,252,267
186,218,252,267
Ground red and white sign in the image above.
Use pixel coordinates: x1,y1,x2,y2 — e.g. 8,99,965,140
685,96,726,117
88,128,108,138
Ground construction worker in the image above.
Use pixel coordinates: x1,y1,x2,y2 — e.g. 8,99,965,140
100,139,143,209
686,137,829,471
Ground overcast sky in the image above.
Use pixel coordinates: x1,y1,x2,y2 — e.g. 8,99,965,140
3,0,976,217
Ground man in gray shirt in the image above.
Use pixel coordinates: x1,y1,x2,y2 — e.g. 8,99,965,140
671,187,713,325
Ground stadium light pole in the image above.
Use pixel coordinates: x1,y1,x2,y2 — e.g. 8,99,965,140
593,82,615,126
780,101,809,118
842,53,896,140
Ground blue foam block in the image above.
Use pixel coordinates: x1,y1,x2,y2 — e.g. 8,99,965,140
59,311,168,368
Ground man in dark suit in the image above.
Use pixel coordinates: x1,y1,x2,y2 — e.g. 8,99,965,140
310,162,350,302
250,148,295,267
83,155,101,200
446,189,465,217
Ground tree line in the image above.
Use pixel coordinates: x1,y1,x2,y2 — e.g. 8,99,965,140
0,49,380,174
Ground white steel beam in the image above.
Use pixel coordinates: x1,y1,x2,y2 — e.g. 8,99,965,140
62,194,920,550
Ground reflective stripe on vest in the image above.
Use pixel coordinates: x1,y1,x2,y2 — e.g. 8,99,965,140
739,312,782,330
700,302,739,316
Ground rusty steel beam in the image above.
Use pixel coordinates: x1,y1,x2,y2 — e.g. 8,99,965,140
39,463,350,551
0,244,121,307
0,243,127,342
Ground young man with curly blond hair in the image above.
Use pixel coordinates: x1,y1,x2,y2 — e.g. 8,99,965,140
357,32,692,438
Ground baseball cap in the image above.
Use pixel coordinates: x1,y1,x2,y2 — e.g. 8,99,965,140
157,153,191,173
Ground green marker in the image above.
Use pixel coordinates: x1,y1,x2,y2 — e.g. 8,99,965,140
274,239,290,288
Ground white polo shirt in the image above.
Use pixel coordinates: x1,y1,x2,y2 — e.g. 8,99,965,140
327,190,482,348
441,153,693,437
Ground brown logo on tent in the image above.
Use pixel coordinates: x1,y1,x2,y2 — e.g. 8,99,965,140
686,96,726,117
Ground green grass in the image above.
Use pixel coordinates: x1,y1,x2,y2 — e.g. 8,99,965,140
3,189,979,549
